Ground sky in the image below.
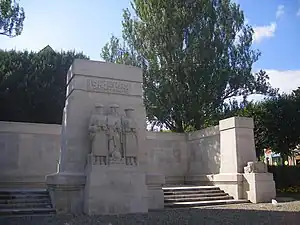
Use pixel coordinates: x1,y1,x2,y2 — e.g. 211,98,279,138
1,0,300,96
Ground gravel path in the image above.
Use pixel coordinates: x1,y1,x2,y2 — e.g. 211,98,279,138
1,201,300,225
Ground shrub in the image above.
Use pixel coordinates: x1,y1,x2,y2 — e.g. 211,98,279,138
268,165,300,191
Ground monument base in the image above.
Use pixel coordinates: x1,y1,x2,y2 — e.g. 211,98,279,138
84,162,148,215
46,172,86,214
146,173,165,210
212,173,244,199
243,173,276,203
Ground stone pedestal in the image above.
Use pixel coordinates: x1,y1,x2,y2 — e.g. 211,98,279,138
212,117,276,202
219,117,257,174
243,173,276,203
46,172,85,214
84,155,148,215
213,117,257,199
145,173,165,210
212,173,244,199
46,59,150,215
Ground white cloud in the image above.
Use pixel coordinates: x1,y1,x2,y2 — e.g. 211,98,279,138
265,69,300,94
276,5,285,18
252,23,277,43
229,70,300,103
297,8,300,17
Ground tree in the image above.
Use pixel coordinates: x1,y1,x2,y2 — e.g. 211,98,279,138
0,0,25,37
226,90,300,158
0,48,89,124
101,0,277,132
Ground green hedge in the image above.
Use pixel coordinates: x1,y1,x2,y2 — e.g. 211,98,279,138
268,165,300,189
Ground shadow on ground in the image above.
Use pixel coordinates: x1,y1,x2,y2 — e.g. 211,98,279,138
1,207,299,225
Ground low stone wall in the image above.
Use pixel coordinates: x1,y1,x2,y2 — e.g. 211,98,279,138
146,132,188,184
0,122,223,188
186,126,220,184
0,121,61,188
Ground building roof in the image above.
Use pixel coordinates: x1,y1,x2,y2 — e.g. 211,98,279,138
38,45,55,54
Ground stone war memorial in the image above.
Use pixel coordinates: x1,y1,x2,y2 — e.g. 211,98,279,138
0,59,276,216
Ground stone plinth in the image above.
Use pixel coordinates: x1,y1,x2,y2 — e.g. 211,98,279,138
212,173,244,199
219,117,257,174
145,173,165,210
46,59,149,214
213,117,257,199
84,156,148,215
46,172,85,214
212,117,276,202
243,173,276,203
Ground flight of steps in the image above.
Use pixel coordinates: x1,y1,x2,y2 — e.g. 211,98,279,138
0,189,56,217
163,185,249,208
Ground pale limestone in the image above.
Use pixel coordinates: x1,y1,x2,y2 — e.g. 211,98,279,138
84,163,148,215
47,59,154,215
243,173,276,203
0,59,277,214
0,121,60,188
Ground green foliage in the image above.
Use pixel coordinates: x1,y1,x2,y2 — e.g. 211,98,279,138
0,0,25,37
0,49,89,124
101,0,276,132
268,165,300,190
224,89,300,157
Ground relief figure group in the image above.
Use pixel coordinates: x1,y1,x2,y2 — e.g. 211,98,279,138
88,104,138,165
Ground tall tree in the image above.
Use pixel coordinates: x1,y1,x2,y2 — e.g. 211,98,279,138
101,0,277,132
0,0,25,37
0,49,89,124
225,90,300,158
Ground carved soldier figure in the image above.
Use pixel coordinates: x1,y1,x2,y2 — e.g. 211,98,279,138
88,104,108,157
107,104,122,162
123,108,138,163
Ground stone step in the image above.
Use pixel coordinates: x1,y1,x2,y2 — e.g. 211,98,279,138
0,194,49,200
0,189,48,195
164,192,228,199
0,202,52,209
163,189,224,195
163,186,220,191
0,208,56,217
0,198,51,204
0,188,55,217
165,199,249,208
164,195,233,202
0,189,50,201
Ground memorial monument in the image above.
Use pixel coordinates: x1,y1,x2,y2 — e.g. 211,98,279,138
46,59,149,215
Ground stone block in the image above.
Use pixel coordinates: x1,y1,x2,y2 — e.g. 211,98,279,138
213,173,244,199
84,164,148,215
243,173,276,203
146,173,165,210
46,172,86,214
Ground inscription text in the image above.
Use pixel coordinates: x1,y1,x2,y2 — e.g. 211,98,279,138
87,78,130,94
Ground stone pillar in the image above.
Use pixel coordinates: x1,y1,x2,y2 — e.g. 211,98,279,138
46,59,149,214
213,117,257,199
213,117,276,202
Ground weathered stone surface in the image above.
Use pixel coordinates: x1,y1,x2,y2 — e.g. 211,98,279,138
0,60,277,213
0,121,60,188
244,161,268,174
84,164,148,215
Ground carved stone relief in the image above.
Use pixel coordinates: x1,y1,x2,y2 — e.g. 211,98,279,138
88,104,107,157
88,104,138,166
123,108,138,157
244,161,268,173
87,78,131,95
107,104,123,163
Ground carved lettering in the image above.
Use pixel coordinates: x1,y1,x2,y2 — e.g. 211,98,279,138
87,78,130,94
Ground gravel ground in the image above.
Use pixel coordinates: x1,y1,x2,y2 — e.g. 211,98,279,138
1,201,300,225
200,199,300,211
